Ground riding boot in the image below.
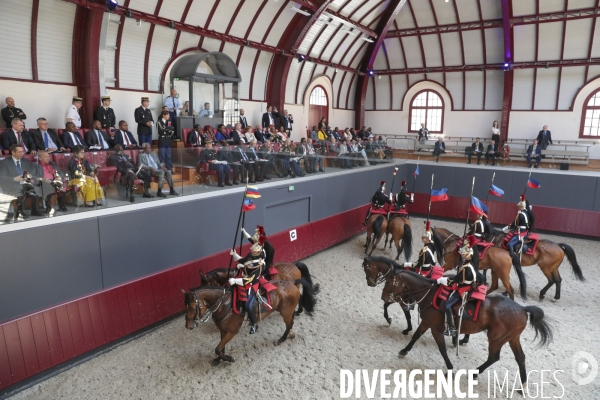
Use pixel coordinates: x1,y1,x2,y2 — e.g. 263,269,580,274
246,303,258,334
363,209,371,226
443,309,457,337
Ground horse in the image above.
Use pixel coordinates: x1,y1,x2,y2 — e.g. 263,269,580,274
386,270,553,388
362,256,413,335
199,262,320,315
383,215,413,261
364,214,387,257
182,279,317,366
431,227,527,301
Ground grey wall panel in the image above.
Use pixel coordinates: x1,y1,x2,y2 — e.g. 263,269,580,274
0,218,103,322
522,174,596,210
409,164,456,195
265,197,310,234
594,178,600,212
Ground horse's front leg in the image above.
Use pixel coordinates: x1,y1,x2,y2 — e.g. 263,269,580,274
213,331,237,365
402,307,412,335
399,321,429,356
383,301,393,325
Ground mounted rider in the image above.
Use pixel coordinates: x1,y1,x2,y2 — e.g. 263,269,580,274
229,233,267,334
392,180,413,212
503,195,530,264
466,210,491,246
242,225,277,278
404,221,439,278
363,180,392,226
436,236,479,337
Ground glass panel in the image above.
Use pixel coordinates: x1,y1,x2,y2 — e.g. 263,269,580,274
223,99,239,127
428,91,441,107
309,87,327,106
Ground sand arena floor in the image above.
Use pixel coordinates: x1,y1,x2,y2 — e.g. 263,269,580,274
9,217,600,399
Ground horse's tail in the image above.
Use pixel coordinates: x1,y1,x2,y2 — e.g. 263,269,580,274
372,215,384,240
294,262,320,294
523,306,553,347
294,279,317,317
558,243,585,281
431,228,445,263
403,224,413,262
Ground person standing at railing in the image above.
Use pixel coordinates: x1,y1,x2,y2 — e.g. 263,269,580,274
417,123,429,145
492,120,500,144
536,125,553,150
433,137,445,162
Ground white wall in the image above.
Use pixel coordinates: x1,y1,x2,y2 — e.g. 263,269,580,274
0,80,77,128
107,89,164,138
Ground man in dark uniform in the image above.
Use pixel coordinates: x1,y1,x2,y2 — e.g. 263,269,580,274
108,144,153,202
502,197,530,275
2,97,27,128
363,181,392,226
393,180,413,211
199,140,232,187
229,237,268,334
94,96,116,130
218,141,244,184
242,225,276,277
437,238,478,337
246,139,271,180
404,223,438,277
134,97,154,145
467,212,488,243
156,110,175,171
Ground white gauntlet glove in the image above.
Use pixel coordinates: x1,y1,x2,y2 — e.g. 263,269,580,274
502,226,509,234
229,278,243,286
403,262,412,268
236,263,244,269
230,249,241,261
437,277,448,286
411,193,414,202
241,228,251,239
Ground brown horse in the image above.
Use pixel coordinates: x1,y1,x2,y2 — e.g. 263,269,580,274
365,214,387,257
199,262,319,315
387,270,553,386
383,216,413,261
362,256,413,334
431,227,527,301
182,279,317,365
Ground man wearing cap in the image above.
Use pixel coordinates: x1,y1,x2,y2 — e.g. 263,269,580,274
502,197,530,272
466,212,488,246
2,97,27,128
164,89,181,131
95,96,116,130
65,97,83,129
363,180,392,226
134,97,154,145
199,139,232,187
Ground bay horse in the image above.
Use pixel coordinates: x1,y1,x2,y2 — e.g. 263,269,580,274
362,256,413,335
383,216,413,261
364,214,387,257
387,270,553,387
182,279,317,366
431,227,527,301
199,262,319,315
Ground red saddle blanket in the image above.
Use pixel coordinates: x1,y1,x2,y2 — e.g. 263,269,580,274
405,265,444,280
370,208,388,215
232,278,276,315
501,232,539,255
432,284,487,322
389,209,408,216
454,238,495,260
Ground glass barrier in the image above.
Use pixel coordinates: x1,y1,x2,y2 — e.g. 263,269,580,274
0,140,395,226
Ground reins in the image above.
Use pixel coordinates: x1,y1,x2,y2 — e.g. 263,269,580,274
190,288,228,323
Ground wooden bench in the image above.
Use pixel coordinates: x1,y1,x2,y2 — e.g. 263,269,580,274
540,150,589,165
414,144,468,157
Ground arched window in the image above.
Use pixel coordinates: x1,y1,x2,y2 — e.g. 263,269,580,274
224,99,239,127
310,86,327,106
409,90,444,133
580,89,600,137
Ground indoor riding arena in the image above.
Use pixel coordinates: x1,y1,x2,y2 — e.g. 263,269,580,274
1,1,599,399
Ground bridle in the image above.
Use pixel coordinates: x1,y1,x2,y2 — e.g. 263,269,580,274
363,260,393,286
186,288,227,325
389,273,434,309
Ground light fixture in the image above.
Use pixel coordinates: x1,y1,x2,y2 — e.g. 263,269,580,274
425,69,430,75
378,75,381,80
503,62,510,71
360,37,374,43
245,40,250,47
297,54,306,62
480,66,484,71
125,10,132,18
136,19,142,27
367,70,374,77
168,21,175,29
288,4,311,16
106,0,118,11
341,28,358,36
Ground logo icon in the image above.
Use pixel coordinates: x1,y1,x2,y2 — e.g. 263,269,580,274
572,351,598,385
289,229,297,242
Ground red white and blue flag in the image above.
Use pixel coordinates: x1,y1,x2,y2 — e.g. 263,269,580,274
245,185,261,198
413,166,420,176
430,188,448,202
527,178,541,189
470,196,489,217
489,184,504,198
242,198,256,212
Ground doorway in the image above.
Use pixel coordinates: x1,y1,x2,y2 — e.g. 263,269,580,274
309,85,329,131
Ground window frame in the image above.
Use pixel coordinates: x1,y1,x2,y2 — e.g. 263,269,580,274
309,85,328,106
223,99,240,128
408,89,445,134
579,89,600,138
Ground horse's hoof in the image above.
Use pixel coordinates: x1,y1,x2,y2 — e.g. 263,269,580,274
275,338,287,346
459,340,469,346
224,356,234,362
402,329,411,336
399,349,409,356
294,310,302,316
385,318,392,325
551,298,559,303
502,291,508,297
539,294,545,301
288,330,296,339
211,357,221,366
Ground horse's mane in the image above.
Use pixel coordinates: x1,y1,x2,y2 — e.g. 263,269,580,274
368,255,404,270
395,269,436,284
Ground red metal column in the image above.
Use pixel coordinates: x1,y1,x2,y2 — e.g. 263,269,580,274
353,0,407,128
500,0,513,143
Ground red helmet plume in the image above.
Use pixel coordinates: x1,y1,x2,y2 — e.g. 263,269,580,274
467,235,477,248
401,180,406,186
380,181,385,186
520,194,526,202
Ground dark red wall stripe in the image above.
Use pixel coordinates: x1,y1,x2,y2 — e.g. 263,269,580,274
31,0,39,81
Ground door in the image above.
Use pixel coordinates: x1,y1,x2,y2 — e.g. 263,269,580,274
308,86,329,132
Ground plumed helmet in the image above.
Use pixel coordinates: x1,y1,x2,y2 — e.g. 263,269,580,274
250,242,262,255
401,180,406,186
517,201,526,208
458,243,473,258
422,221,432,240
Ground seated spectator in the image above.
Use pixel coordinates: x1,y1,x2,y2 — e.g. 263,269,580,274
203,125,216,144
306,138,324,172
418,123,429,145
468,137,483,165
366,136,385,162
351,139,370,166
85,119,113,150
246,139,271,180
233,140,258,183
358,126,368,140
278,138,303,177
351,128,359,141
31,117,66,153
199,139,231,187
60,122,87,150
296,138,311,172
0,144,44,218
187,124,203,147
367,127,374,138
199,102,214,118
310,126,318,141
68,145,103,206
377,135,393,158
244,126,256,143
215,124,234,144
2,118,36,154
501,140,511,162
112,120,139,149
259,139,282,177
330,137,352,169
254,125,267,143
37,150,68,213
2,97,27,128
317,127,328,143
433,137,445,162
343,128,352,141
330,128,341,141
231,123,243,143
138,142,180,197
109,144,151,202
275,126,288,142
180,101,198,116
218,141,244,184
485,139,500,166
526,139,542,168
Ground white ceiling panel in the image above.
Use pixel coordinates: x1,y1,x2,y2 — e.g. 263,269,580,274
539,0,566,14
563,19,593,60
373,46,389,70
237,47,257,100
308,24,338,58
228,1,264,39
512,69,535,110
587,64,600,81
37,0,76,84
176,32,201,53
347,75,357,110
298,23,325,54
148,26,176,91
329,0,347,12
557,66,586,110
0,0,33,80
513,24,537,62
375,76,392,110
297,63,315,104
484,28,505,64
401,36,424,68
252,52,272,101
427,73,445,88
247,0,284,43
104,12,118,87
202,37,222,52
421,34,443,67
410,1,436,27
332,71,344,108
265,4,295,46
431,1,457,26
464,71,484,110
285,55,301,104
338,73,352,109
591,19,600,58
385,38,406,69
185,0,217,27
568,0,596,9
534,68,560,110
445,72,464,110
350,44,368,68
440,32,463,66
391,74,407,110
351,2,376,23
537,22,564,61
479,0,503,20
330,35,358,64
340,0,365,18
208,0,239,32
129,0,158,14
395,5,416,29
462,30,485,65
321,30,347,60
361,2,387,27
485,70,504,110
365,75,374,110
119,19,150,90
512,0,536,17
455,0,480,23
158,0,188,22
408,74,424,89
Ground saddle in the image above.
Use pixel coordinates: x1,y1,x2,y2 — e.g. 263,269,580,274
232,278,276,315
370,207,388,216
502,232,539,255
388,208,409,221
432,284,487,322
454,237,495,260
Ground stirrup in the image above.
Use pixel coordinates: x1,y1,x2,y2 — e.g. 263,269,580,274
443,327,457,337
249,323,258,334
402,304,415,311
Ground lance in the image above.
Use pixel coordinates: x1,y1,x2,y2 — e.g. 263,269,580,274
387,162,399,211
228,174,250,277
426,174,434,224
484,172,496,206
523,166,534,198
408,157,419,215
462,177,476,238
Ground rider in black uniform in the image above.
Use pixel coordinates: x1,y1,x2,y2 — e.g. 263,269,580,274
363,180,391,225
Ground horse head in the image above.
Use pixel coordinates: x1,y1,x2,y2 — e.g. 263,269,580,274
181,289,202,330
362,257,380,287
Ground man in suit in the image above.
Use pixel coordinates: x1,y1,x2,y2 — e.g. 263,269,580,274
217,141,244,184
157,110,175,171
2,118,36,154
85,120,113,150
239,109,248,129
199,140,231,187
199,102,214,118
485,139,500,166
138,142,179,197
418,123,429,145
61,122,87,150
246,139,271,180
1,144,45,218
108,144,152,202
233,140,258,182
280,110,293,138
112,120,139,149
254,124,267,143
94,96,116,130
261,106,280,129
164,89,181,132
31,117,66,153
187,124,203,147
306,138,324,172
329,137,352,169
134,97,154,145
259,140,282,177
231,123,243,144
536,125,553,150
468,137,484,165
433,137,445,162
526,139,543,168
2,97,27,128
